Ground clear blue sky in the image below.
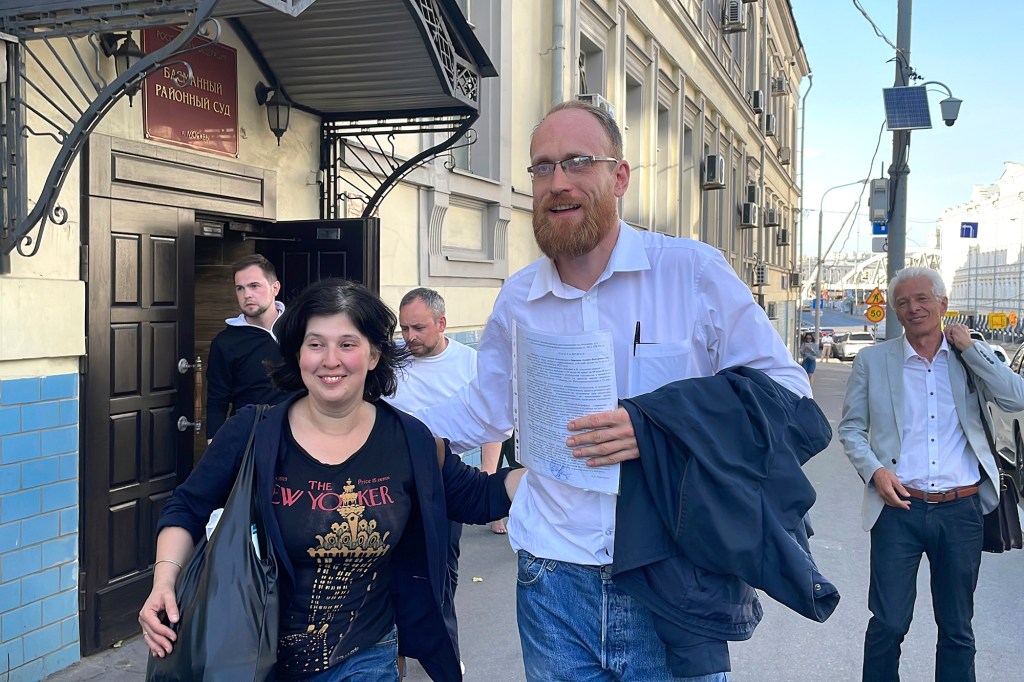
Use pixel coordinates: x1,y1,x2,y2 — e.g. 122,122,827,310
791,0,1024,256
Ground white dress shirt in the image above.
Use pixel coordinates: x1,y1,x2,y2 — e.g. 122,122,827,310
897,337,979,491
418,222,811,565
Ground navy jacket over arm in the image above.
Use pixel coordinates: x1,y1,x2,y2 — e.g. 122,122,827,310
157,392,511,682
615,367,839,677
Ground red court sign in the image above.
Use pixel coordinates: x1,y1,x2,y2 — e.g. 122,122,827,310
142,27,238,156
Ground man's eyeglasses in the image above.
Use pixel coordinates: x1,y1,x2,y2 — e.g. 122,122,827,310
526,155,618,179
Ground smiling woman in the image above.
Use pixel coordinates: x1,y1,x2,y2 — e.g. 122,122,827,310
139,279,524,681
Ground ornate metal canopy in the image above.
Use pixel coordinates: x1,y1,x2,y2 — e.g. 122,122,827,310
0,0,493,269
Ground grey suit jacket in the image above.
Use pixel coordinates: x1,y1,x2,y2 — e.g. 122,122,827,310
838,337,1024,531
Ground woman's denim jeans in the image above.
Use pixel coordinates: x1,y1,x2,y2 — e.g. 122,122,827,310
295,624,399,682
516,551,730,682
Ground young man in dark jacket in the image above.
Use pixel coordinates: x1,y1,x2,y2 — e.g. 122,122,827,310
206,254,287,441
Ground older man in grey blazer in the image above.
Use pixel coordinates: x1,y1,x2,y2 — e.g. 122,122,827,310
839,267,1024,682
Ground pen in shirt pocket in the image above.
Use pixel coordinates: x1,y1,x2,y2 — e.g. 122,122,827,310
633,320,657,355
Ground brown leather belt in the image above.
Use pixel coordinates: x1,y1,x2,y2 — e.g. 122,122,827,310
904,484,979,504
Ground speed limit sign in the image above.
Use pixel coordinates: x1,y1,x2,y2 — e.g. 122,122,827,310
865,305,885,323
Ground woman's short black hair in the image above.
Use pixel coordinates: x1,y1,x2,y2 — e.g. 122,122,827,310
268,279,409,401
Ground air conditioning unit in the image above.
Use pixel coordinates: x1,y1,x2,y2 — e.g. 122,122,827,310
721,0,746,33
741,0,757,3
576,93,616,120
791,272,801,288
752,263,768,286
764,114,777,137
740,202,759,228
766,302,779,320
771,75,788,96
745,182,759,204
750,89,765,114
702,154,726,190
765,207,780,227
779,146,792,165
776,227,790,246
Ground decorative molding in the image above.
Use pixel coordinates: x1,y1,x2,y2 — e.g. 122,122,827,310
624,36,651,81
581,0,618,36
421,188,507,282
89,134,276,219
427,196,448,257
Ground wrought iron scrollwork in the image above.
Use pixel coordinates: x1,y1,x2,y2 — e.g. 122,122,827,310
322,114,478,220
0,0,220,266
443,128,478,171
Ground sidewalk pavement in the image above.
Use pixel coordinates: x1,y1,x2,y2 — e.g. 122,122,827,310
44,523,516,681
42,634,440,681
43,635,147,681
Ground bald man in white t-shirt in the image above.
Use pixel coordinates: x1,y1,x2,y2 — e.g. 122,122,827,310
384,288,504,675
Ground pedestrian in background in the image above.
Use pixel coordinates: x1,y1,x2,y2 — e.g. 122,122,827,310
205,254,288,443
384,287,506,675
820,332,834,363
800,332,819,386
839,267,1024,682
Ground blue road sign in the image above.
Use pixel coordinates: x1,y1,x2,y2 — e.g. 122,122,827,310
960,222,978,238
872,221,888,235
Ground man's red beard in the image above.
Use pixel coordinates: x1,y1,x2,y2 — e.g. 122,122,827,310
532,192,618,260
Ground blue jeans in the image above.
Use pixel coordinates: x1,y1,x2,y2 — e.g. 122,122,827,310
296,625,399,682
516,551,729,682
863,497,984,682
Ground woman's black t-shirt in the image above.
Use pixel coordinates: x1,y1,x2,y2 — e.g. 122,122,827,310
273,404,414,680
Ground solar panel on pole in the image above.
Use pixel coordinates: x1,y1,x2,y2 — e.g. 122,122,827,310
883,85,932,131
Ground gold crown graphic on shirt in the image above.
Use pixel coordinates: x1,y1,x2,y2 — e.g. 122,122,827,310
308,479,390,558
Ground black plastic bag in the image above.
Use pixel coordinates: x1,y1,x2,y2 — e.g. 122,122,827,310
148,405,279,681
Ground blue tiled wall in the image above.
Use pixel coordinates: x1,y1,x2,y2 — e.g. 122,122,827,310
0,375,80,680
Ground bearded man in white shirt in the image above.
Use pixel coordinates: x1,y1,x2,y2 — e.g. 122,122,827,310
839,267,1024,682
417,101,810,682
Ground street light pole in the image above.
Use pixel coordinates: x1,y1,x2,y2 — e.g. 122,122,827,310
815,179,868,345
794,73,813,357
886,0,913,339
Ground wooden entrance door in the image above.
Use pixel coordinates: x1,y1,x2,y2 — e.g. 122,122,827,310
255,218,380,300
81,198,195,653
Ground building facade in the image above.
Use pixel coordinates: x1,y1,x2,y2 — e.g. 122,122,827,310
0,0,808,677
942,162,1024,336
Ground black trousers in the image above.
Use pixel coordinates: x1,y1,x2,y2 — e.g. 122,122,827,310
863,496,984,682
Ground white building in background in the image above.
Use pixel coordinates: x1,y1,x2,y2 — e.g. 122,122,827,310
941,162,1024,334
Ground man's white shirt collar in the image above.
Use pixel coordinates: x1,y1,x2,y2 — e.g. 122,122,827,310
901,334,950,363
527,221,651,302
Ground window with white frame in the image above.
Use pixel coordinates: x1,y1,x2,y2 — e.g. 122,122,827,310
728,162,739,255
683,100,700,239
655,71,679,236
449,0,499,179
623,39,650,228
700,140,715,245
716,130,729,249
624,74,646,227
744,2,759,97
578,0,615,103
579,33,607,97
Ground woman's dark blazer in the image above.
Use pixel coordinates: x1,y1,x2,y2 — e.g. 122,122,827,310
157,392,512,681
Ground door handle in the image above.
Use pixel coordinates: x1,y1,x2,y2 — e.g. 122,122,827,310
177,355,204,436
177,357,200,374
177,415,201,434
